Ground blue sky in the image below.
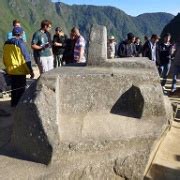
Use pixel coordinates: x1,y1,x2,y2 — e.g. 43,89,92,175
51,0,179,16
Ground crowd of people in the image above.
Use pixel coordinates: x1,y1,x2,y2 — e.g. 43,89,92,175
2,19,180,108
2,19,86,107
107,32,180,93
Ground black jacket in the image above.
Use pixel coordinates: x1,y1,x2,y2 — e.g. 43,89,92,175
142,40,160,65
52,34,67,55
118,40,137,57
159,42,172,65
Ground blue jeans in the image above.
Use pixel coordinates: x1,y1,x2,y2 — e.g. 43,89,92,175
159,63,171,86
171,65,180,91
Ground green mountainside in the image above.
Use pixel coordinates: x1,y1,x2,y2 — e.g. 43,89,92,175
57,4,174,41
161,13,180,43
0,0,174,67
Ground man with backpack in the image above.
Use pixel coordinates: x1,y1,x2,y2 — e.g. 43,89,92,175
3,27,34,107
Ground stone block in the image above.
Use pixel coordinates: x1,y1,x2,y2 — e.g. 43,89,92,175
87,24,107,65
11,58,173,179
10,24,173,179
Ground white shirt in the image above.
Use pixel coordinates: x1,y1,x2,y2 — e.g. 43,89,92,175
150,41,157,62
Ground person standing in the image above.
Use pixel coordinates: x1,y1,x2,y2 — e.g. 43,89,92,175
31,19,53,74
62,32,76,65
159,33,173,87
171,37,180,92
7,19,27,42
52,27,67,67
142,34,160,65
134,37,143,57
107,35,117,59
117,33,137,57
70,27,86,64
3,27,34,107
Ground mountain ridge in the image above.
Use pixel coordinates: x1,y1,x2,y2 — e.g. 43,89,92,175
0,0,174,67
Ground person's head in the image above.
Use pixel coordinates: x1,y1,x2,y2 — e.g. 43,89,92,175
163,33,171,43
135,37,141,44
144,35,149,42
12,26,23,37
71,27,80,40
12,19,21,27
127,32,135,43
41,19,52,32
151,34,160,43
55,27,62,35
108,35,115,43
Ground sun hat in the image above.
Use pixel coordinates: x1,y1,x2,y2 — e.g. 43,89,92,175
109,35,115,40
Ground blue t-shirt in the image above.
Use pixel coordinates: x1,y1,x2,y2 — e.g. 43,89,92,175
7,31,27,42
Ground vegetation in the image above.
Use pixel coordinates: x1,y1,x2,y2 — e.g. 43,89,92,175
0,0,174,68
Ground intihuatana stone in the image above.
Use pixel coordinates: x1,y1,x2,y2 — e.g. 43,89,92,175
11,25,173,179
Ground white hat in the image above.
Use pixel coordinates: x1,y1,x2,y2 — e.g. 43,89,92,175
109,35,115,40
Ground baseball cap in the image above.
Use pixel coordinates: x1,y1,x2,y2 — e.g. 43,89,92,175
12,26,23,36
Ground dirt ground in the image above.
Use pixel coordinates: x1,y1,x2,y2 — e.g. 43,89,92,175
0,71,180,179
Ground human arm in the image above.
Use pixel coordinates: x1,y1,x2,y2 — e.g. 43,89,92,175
31,31,48,50
76,36,86,63
77,47,85,63
19,40,34,77
22,31,27,42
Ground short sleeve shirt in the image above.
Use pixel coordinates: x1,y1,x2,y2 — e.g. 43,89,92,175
7,31,27,42
74,35,86,62
31,30,52,57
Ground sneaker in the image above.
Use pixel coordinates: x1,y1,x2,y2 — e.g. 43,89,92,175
162,86,166,91
171,89,176,93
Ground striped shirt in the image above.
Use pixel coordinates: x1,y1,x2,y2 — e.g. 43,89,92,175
74,35,86,63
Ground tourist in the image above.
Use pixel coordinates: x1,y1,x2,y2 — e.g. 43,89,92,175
62,32,76,65
3,27,34,107
117,32,137,57
7,19,27,42
171,36,180,92
31,19,53,74
143,35,149,44
159,33,173,87
52,27,67,67
107,35,117,59
70,27,86,64
142,34,160,65
134,37,143,57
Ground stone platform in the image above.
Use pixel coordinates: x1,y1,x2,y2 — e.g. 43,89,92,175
9,25,173,179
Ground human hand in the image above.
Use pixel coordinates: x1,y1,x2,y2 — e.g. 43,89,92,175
30,72,35,79
41,42,49,49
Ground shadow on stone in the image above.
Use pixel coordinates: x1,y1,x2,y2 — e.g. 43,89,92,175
144,164,180,180
10,81,53,165
175,155,180,162
111,85,144,119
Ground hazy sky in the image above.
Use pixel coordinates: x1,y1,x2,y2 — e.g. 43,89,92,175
51,0,179,16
